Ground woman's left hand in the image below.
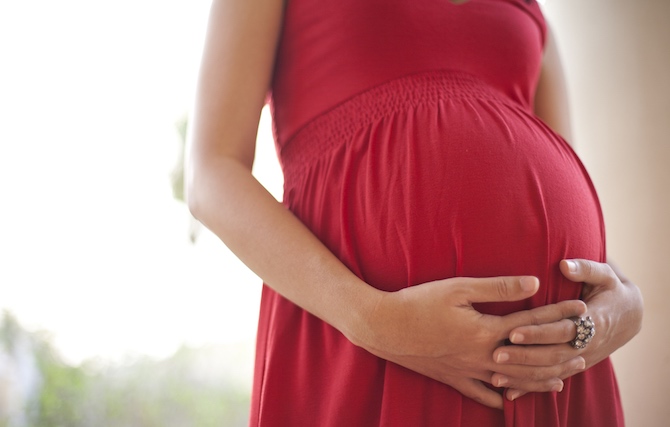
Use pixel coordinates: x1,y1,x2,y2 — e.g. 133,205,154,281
490,259,644,401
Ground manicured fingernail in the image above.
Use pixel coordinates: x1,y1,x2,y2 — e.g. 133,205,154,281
566,260,578,273
496,352,509,363
508,390,521,401
496,376,509,387
577,358,586,370
552,383,564,393
520,277,538,292
510,332,524,344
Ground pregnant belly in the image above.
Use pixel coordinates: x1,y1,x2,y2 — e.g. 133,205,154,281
280,72,605,314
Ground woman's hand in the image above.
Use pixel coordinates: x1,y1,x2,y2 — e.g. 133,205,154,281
490,259,643,401
356,275,587,409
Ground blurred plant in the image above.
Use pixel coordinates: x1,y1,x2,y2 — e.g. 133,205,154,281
170,117,188,204
170,116,202,243
0,311,42,427
1,313,250,427
31,341,87,427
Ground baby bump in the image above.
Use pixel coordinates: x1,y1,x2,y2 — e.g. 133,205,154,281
280,72,605,313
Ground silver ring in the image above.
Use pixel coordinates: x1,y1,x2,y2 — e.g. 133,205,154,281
570,316,595,349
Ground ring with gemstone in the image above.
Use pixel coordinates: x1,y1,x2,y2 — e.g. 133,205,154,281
570,316,595,349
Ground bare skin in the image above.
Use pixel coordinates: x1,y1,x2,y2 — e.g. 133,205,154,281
186,0,643,410
493,259,643,401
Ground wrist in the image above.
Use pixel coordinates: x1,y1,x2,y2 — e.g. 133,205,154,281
339,281,387,350
582,280,643,365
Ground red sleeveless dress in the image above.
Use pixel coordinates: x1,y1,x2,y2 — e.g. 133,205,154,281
252,0,624,425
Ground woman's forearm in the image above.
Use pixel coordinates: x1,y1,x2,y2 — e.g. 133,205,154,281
187,154,381,346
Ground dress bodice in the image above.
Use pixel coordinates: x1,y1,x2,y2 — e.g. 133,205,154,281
271,0,547,146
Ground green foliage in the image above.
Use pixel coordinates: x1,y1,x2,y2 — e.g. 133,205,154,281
1,313,250,427
170,117,188,204
32,349,87,427
75,348,251,427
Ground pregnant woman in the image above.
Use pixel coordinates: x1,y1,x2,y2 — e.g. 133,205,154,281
186,0,644,425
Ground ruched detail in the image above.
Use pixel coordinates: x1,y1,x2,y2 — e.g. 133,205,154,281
279,70,518,184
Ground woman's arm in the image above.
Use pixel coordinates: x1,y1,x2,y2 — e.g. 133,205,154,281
186,0,377,350
534,24,573,144
489,24,644,400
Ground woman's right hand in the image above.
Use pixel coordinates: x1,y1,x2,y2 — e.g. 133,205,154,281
355,276,586,409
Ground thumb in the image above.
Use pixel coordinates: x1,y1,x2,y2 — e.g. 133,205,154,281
560,259,617,289
464,276,539,304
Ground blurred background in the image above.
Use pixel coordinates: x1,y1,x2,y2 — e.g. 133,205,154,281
0,0,667,426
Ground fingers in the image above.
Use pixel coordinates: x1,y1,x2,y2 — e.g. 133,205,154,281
506,389,527,402
502,299,586,333
493,374,564,394
448,377,504,410
493,343,580,367
560,259,617,288
464,276,539,304
507,317,579,345
490,356,586,391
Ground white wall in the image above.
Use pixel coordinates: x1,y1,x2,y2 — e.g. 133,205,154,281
543,2,670,426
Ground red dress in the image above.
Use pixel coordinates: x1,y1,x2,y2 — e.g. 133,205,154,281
251,0,624,425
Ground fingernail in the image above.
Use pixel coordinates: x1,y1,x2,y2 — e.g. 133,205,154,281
496,352,509,363
552,382,564,393
510,332,524,344
508,390,521,401
566,260,578,273
520,277,538,292
496,376,508,387
577,358,586,370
